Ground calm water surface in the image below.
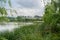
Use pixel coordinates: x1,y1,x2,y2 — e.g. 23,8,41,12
0,22,33,32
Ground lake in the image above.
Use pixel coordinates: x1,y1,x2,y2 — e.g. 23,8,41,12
0,22,33,32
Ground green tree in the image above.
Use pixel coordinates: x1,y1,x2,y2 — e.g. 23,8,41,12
0,0,11,23
43,0,60,33
42,0,60,40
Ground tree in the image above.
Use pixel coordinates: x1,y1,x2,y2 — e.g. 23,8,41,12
0,0,11,23
43,0,60,33
41,0,60,40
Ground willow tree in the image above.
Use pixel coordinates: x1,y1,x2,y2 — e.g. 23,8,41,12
0,0,11,23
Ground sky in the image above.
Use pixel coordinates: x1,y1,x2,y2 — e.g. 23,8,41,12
6,0,51,17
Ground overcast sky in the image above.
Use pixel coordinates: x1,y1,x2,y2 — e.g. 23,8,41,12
6,0,51,17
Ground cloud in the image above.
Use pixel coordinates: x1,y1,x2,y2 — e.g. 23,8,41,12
15,0,44,9
7,0,46,17
7,8,42,17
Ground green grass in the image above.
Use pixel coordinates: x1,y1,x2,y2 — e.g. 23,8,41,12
0,23,42,40
0,23,60,40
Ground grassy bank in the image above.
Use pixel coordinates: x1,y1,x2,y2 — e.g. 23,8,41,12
0,23,43,40
0,22,60,40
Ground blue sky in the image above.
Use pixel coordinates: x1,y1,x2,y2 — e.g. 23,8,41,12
6,0,50,17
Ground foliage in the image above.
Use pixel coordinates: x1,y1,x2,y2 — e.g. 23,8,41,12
0,23,43,40
0,0,11,22
42,0,60,40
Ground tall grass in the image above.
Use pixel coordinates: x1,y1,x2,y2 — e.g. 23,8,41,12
0,23,60,40
0,23,42,40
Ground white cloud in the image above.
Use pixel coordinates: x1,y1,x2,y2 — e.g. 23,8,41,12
7,0,51,17
16,0,44,9
7,8,42,17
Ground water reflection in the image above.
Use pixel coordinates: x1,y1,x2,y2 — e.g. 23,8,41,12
0,22,33,32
